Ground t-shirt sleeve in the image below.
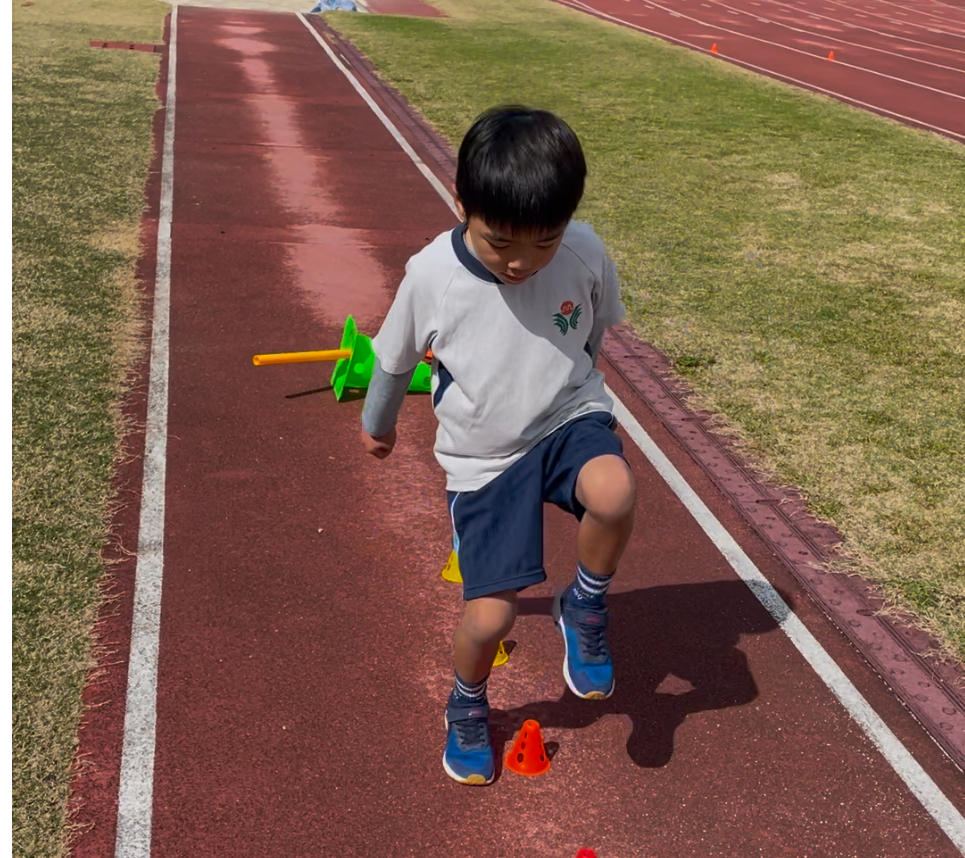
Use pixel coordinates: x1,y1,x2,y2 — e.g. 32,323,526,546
371,262,436,375
587,253,625,363
360,359,414,438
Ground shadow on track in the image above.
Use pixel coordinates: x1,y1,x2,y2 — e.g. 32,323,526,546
491,580,789,771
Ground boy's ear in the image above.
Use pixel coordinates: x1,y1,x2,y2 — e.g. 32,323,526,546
452,191,466,221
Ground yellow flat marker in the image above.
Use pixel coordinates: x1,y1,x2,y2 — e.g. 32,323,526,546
441,549,462,583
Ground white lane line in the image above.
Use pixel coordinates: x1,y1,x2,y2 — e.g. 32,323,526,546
297,13,457,215
619,0,965,100
557,0,965,142
817,0,965,37
607,393,965,852
708,0,965,75
929,0,965,19
757,0,965,56
114,6,178,858
300,14,965,851
863,0,965,30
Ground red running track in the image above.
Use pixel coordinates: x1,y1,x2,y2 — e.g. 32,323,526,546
556,0,965,142
67,7,965,858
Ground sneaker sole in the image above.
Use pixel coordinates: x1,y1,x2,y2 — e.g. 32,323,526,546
553,592,615,701
442,715,495,786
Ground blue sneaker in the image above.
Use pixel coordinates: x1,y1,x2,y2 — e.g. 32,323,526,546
443,692,495,785
553,588,615,699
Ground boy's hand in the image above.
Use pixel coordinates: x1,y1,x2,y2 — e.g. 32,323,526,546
361,428,397,459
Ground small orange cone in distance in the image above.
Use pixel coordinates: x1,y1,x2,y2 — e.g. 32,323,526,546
505,720,551,776
576,851,598,858
828,50,835,61
710,43,718,54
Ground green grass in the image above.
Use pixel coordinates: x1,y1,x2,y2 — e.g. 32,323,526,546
12,0,165,855
327,0,965,659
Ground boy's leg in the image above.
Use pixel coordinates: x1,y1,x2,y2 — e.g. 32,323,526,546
453,591,518,683
555,453,635,699
444,466,544,785
444,594,520,786
575,454,636,576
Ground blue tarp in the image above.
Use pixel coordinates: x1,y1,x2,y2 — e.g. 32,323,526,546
310,0,358,10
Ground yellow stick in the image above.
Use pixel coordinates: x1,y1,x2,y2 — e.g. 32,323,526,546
252,348,351,366
253,348,434,366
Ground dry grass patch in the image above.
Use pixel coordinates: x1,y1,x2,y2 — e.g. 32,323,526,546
12,0,165,855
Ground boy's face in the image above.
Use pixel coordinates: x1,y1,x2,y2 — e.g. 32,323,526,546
463,215,567,286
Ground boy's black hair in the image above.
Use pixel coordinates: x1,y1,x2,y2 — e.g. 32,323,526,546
455,105,586,234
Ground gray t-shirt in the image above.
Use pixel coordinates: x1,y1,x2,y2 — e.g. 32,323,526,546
367,220,625,491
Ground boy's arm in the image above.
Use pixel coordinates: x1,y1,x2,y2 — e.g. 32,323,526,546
371,261,436,376
588,253,626,365
360,259,436,457
361,359,415,439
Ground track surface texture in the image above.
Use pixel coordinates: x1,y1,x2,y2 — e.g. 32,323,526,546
556,0,965,143
68,6,965,858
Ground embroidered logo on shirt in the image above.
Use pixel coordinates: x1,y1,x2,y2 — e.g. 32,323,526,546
553,300,583,335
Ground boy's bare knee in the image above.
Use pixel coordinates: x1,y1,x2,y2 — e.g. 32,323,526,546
462,591,517,643
577,455,635,523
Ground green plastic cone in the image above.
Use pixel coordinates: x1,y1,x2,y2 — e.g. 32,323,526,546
330,315,433,401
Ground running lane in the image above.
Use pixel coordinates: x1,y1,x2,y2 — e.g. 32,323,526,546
695,0,965,88
557,0,965,142
835,0,965,36
70,8,965,858
725,0,965,63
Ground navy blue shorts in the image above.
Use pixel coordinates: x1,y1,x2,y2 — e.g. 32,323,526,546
447,411,625,601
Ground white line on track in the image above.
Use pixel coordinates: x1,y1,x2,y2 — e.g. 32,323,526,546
296,11,965,852
608,395,965,852
557,0,965,141
855,0,965,31
620,0,965,99
755,0,965,54
296,21,457,215
707,0,965,74
929,0,965,19
817,0,965,37
113,6,178,858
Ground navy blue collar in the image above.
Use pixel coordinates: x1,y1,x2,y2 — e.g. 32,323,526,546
451,224,501,284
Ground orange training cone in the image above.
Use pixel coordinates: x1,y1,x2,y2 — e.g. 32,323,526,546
576,851,598,858
505,720,551,776
710,43,718,54
828,50,835,61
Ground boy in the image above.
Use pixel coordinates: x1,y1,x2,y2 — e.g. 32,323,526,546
360,106,635,785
